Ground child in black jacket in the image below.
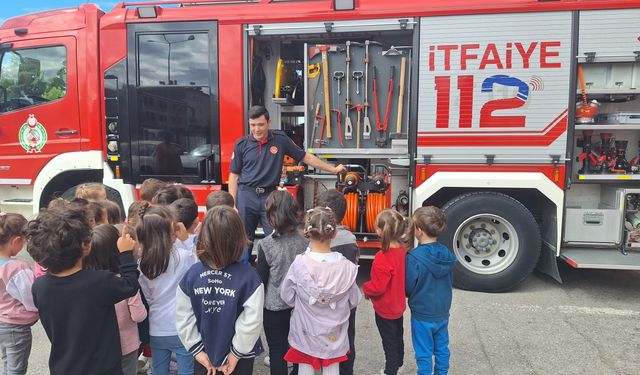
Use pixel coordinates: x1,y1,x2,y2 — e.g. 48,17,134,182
27,206,139,375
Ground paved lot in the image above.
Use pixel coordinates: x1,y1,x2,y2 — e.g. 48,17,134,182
19,253,640,375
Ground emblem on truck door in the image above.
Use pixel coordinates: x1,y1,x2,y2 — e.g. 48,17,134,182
19,114,48,153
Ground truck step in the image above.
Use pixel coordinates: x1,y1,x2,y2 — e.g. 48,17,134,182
561,248,640,271
1,199,33,206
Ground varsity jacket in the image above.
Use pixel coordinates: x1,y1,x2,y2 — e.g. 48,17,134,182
176,261,264,367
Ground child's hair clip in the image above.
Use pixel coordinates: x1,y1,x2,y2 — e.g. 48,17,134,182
307,225,313,231
326,224,334,231
325,206,332,211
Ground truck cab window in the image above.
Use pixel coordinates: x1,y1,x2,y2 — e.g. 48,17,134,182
0,46,67,113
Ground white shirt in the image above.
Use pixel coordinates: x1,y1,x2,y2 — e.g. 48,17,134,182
138,243,197,336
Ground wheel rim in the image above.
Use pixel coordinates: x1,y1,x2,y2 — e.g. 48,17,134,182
452,214,519,275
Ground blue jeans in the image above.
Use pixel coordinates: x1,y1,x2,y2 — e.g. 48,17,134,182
0,321,32,375
237,189,273,242
149,335,194,375
411,318,450,375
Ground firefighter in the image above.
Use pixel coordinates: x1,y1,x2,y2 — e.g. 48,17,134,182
229,105,345,244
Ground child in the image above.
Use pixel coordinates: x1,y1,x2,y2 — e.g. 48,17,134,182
152,185,181,206
27,206,139,375
140,178,167,202
205,191,249,265
406,206,456,375
170,198,199,253
255,190,307,375
84,224,148,375
66,198,106,228
281,207,361,375
136,205,196,375
102,200,123,224
75,182,107,201
205,190,234,211
35,199,99,279
315,190,359,263
120,207,152,371
126,201,146,228
315,189,359,375
47,197,68,210
0,212,37,375
174,184,195,201
363,209,411,375
176,206,264,375
88,201,109,226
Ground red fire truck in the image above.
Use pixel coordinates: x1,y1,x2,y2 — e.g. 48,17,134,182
2,0,640,292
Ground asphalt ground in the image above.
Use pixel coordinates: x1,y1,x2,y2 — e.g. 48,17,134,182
16,251,640,375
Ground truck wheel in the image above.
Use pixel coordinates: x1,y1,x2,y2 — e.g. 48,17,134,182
440,192,541,292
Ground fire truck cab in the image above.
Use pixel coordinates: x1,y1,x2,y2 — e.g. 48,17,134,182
2,0,640,292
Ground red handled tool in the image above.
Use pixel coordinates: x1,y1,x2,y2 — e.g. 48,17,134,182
374,65,394,147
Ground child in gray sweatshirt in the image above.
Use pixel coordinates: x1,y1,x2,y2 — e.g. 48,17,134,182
255,191,308,375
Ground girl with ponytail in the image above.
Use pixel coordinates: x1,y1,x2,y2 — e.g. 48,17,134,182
363,209,413,375
280,207,361,375
136,204,196,375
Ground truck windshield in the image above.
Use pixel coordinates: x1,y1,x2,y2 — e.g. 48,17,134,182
0,45,67,113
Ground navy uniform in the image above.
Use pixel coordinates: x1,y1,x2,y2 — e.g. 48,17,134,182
230,130,306,241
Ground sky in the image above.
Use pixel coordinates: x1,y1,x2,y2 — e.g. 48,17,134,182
0,1,120,25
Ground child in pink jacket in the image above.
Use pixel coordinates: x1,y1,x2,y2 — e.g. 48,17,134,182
280,207,361,375
0,212,37,375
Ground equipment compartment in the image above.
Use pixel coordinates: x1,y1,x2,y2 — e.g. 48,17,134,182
563,186,625,245
248,19,414,157
247,20,414,248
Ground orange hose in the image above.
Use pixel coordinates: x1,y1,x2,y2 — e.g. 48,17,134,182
343,192,359,232
366,193,386,233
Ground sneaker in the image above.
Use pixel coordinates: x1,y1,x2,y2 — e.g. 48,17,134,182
137,356,150,374
379,366,404,375
169,359,178,375
264,356,270,367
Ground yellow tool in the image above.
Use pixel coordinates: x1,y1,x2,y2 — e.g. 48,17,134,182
274,58,284,98
308,63,320,79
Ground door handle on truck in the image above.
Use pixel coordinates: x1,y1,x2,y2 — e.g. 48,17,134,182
55,129,78,136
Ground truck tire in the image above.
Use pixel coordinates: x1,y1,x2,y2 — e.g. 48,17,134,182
439,191,541,292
